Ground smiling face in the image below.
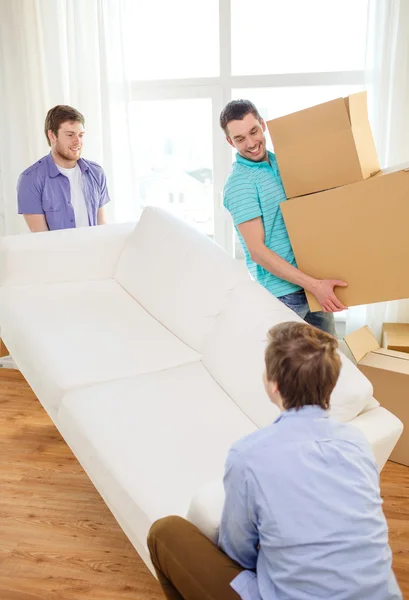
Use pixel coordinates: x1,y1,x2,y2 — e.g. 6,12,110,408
48,120,85,166
225,112,268,162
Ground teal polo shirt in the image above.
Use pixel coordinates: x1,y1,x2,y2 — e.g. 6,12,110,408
223,151,301,298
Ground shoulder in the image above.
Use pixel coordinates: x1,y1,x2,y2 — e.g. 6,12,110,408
229,424,279,463
81,158,106,181
19,156,48,179
224,163,258,199
330,418,372,449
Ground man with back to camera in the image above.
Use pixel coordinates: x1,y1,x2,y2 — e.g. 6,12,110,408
17,104,110,232
147,321,402,600
219,99,348,335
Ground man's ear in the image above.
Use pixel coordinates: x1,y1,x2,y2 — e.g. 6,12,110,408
260,118,266,132
48,129,56,144
226,136,234,148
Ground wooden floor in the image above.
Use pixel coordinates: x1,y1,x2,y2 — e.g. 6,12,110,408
1,370,408,599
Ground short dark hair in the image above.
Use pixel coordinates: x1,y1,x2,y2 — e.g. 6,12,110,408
44,105,85,146
219,99,262,134
265,321,341,411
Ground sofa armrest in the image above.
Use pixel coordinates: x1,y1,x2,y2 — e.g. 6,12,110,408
350,406,403,471
0,223,135,286
186,480,225,544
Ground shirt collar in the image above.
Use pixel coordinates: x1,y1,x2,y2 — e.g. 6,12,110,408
275,405,330,424
235,150,275,169
46,152,89,178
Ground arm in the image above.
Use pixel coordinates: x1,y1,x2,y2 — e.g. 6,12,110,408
218,449,259,569
17,173,49,232
23,214,49,232
97,206,107,225
239,217,347,313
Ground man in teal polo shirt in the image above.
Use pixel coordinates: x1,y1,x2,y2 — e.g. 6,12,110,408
220,99,347,335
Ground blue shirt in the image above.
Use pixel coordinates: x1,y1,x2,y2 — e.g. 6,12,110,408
223,151,301,298
17,153,110,230
219,406,402,600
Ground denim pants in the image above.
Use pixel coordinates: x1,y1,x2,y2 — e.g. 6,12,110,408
278,289,336,336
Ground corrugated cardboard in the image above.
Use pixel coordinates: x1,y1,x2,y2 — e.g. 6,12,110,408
280,164,409,312
0,338,9,357
345,326,408,466
382,323,409,354
267,91,380,198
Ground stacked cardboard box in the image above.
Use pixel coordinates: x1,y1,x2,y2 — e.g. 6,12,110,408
267,92,409,312
345,324,409,466
383,322,409,354
268,95,409,464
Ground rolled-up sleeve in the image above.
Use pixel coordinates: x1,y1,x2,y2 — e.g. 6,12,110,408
224,177,261,226
17,173,44,215
218,448,259,570
98,169,110,208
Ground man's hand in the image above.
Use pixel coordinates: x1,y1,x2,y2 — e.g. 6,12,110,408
309,279,348,312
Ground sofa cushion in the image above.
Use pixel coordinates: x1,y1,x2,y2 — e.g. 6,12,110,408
203,281,375,427
57,363,257,560
0,279,200,415
114,207,249,353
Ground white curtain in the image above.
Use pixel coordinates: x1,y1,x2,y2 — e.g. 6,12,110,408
0,0,138,237
345,0,409,339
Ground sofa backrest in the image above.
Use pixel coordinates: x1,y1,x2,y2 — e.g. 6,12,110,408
203,281,375,427
114,207,249,352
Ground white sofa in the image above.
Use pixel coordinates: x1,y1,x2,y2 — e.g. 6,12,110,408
0,207,403,572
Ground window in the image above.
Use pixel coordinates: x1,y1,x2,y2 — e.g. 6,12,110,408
125,0,219,80
125,0,369,253
129,98,214,236
232,85,365,124
231,0,368,75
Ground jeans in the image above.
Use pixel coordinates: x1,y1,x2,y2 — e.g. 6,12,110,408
278,289,336,336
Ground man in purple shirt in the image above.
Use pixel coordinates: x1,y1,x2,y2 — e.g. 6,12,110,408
17,105,110,232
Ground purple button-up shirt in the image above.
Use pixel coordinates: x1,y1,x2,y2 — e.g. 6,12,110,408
17,153,110,230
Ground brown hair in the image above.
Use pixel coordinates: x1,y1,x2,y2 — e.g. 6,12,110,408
219,99,262,134
265,321,341,411
44,105,85,146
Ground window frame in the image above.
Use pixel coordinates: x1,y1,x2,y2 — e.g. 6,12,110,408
129,0,367,253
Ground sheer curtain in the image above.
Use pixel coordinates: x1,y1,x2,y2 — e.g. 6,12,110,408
345,0,409,340
0,0,137,237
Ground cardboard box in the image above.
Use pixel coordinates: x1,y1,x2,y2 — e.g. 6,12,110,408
280,164,409,312
382,323,409,354
267,91,380,198
345,326,408,466
0,338,9,357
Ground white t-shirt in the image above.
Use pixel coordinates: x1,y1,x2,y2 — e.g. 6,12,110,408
57,163,90,227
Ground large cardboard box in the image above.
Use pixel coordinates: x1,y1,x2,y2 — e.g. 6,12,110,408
280,165,409,312
345,326,408,466
382,323,409,354
267,91,380,198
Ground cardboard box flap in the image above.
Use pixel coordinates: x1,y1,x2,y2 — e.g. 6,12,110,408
382,323,409,353
372,347,409,361
267,98,351,147
361,349,409,375
348,92,380,179
348,92,370,126
344,326,380,363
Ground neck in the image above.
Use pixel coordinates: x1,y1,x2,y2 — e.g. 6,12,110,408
51,150,77,169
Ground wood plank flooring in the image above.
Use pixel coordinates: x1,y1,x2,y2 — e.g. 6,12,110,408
0,369,408,599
